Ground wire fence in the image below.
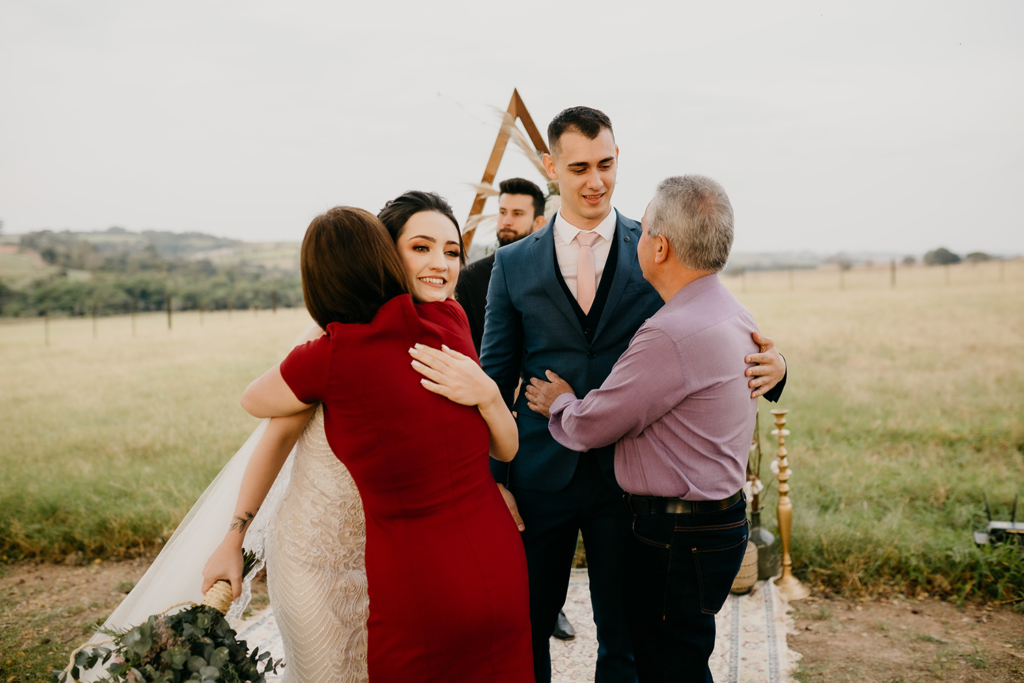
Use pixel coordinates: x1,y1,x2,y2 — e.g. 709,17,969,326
0,297,303,347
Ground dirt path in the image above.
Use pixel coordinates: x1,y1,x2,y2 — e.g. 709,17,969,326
2,559,1022,681
790,593,1024,682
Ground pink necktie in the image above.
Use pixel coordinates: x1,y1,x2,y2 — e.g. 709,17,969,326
576,231,600,315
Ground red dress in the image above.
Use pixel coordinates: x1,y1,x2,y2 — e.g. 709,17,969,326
280,295,533,682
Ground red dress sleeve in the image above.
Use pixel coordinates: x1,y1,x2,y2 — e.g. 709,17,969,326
280,332,332,404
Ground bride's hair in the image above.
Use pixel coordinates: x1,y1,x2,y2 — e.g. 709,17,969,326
377,190,466,265
301,206,410,327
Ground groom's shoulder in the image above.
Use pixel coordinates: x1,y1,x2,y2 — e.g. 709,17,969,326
614,209,641,233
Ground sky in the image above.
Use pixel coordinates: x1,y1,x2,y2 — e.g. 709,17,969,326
1,0,1021,256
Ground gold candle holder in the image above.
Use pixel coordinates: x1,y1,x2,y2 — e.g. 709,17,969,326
772,409,810,600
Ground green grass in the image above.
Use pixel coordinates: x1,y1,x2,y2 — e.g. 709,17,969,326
1,274,1024,603
0,308,311,561
731,275,1024,601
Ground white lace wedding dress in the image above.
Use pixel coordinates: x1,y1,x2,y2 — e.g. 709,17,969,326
74,404,369,683
265,404,368,682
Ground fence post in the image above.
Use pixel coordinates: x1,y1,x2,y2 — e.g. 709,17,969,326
272,290,278,314
167,294,173,331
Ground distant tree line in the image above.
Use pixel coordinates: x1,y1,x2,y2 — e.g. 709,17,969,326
923,247,994,265
1,230,301,317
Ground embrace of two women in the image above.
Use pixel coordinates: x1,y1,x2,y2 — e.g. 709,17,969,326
204,191,534,682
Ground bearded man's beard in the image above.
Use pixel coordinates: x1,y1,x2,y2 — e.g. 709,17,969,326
497,230,524,247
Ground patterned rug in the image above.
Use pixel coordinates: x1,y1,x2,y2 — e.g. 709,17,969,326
234,569,800,682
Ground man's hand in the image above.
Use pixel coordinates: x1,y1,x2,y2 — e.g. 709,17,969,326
525,370,575,419
497,484,525,532
745,332,786,399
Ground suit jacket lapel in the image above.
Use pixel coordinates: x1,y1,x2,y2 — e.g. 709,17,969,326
532,218,587,340
593,211,641,341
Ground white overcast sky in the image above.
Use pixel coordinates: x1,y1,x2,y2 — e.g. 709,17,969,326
1,1,1021,255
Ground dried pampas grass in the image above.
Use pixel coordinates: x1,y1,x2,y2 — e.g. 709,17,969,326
493,109,549,179
467,182,500,198
464,213,496,234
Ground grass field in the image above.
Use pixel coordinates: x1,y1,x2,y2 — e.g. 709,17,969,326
1,261,1023,604
724,260,1024,602
0,307,309,561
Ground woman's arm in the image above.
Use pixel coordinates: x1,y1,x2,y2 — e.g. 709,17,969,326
242,324,327,417
409,343,518,462
241,364,314,418
202,407,315,597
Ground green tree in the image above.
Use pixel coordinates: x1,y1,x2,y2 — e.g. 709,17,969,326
923,247,960,265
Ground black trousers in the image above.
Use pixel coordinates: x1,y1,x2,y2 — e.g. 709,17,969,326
514,457,637,683
624,498,749,683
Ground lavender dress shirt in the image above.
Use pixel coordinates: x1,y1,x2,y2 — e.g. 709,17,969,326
548,274,759,500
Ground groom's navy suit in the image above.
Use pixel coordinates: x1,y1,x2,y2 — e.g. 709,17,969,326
481,210,661,683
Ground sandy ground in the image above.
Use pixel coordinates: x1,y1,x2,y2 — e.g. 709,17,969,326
2,559,1023,681
789,592,1024,682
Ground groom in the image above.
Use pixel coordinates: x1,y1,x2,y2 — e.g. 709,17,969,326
480,107,786,682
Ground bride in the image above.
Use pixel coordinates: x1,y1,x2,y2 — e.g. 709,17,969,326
201,191,511,682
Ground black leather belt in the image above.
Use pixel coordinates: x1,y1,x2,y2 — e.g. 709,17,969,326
625,490,744,516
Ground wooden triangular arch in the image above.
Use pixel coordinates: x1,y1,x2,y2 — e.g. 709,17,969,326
463,89,549,251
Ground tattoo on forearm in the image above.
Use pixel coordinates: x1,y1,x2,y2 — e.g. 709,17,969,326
230,511,255,534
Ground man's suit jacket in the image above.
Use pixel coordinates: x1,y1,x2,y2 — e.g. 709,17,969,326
454,252,495,354
481,211,663,493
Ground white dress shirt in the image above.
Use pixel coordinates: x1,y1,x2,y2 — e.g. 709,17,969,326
553,209,618,299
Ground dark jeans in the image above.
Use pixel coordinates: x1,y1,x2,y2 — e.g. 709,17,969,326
515,456,636,683
623,498,748,683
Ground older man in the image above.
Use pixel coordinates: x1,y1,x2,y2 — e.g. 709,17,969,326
525,175,760,682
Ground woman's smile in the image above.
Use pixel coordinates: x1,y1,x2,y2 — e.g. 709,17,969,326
419,276,447,286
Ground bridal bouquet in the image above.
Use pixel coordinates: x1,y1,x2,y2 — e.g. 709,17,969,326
56,551,281,683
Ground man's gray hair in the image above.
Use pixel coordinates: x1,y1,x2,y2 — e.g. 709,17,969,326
647,175,734,272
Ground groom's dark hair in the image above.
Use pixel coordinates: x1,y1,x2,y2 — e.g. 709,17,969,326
547,106,614,155
300,207,410,328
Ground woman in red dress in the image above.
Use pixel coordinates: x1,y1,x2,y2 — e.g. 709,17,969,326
240,200,533,682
